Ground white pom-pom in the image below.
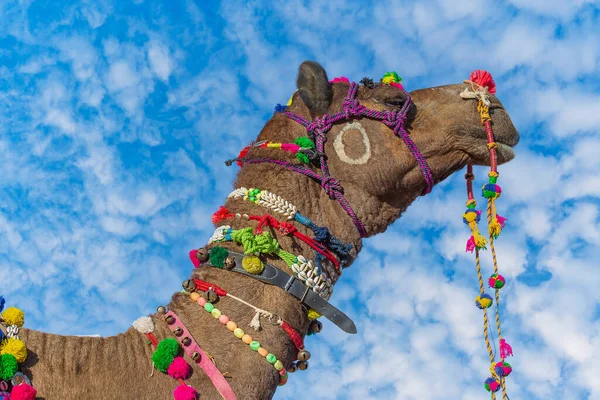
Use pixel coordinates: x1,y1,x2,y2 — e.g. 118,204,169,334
132,316,154,334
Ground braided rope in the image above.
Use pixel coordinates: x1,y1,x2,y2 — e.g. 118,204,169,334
477,250,497,400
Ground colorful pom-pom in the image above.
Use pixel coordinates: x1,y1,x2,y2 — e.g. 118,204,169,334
1,338,27,363
0,354,18,380
482,183,501,199
381,71,401,85
462,209,481,224
168,356,192,379
494,361,513,377
209,246,229,268
488,274,506,289
307,309,322,320
1,307,24,327
274,104,287,113
9,383,37,400
152,338,180,372
469,70,496,95
330,77,349,83
0,330,4,342
484,377,501,392
475,293,493,309
132,316,154,334
294,136,316,164
211,206,230,224
0,296,4,313
242,256,264,274
173,384,199,400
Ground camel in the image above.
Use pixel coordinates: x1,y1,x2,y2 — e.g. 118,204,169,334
17,61,519,399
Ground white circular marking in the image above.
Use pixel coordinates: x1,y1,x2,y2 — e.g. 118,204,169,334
333,121,372,165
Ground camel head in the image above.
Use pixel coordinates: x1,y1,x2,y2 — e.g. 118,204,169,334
240,61,519,237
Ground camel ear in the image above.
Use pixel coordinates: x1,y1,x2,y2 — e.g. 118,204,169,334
297,61,332,116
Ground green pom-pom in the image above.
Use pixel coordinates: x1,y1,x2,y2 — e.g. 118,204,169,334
296,152,310,164
209,246,229,268
152,338,180,373
382,71,401,84
157,338,180,358
294,136,315,149
152,349,174,373
0,353,18,380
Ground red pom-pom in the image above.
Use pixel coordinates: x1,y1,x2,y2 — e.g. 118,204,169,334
168,356,192,379
211,206,230,224
469,70,496,94
189,249,201,268
173,384,198,400
330,77,349,83
11,384,37,400
390,82,405,91
236,146,249,167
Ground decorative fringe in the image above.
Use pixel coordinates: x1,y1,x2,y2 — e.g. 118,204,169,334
500,338,513,358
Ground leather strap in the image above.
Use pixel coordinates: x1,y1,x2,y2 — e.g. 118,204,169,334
165,310,237,400
201,251,357,334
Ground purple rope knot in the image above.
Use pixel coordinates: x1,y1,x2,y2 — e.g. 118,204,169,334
382,110,406,129
307,115,333,135
321,176,344,199
343,97,366,118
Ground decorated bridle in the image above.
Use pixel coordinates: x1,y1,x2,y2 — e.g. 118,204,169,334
228,76,434,238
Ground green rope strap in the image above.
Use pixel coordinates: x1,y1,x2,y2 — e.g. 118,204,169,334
229,227,296,266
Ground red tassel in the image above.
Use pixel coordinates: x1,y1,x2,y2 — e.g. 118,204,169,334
500,338,513,358
189,249,201,268
466,236,476,253
212,206,230,224
469,70,496,94
496,214,507,229
236,146,249,167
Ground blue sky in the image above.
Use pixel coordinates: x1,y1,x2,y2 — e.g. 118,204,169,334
0,1,599,399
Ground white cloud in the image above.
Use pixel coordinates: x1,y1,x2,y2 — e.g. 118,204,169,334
147,41,174,81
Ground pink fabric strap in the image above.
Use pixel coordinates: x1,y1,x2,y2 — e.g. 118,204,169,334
165,310,237,400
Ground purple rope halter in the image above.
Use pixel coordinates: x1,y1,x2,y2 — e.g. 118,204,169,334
240,82,433,238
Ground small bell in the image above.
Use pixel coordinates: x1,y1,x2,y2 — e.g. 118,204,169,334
182,337,192,346
173,327,183,337
182,279,196,293
156,305,167,314
224,257,236,270
165,315,175,325
297,360,309,371
287,363,297,373
196,248,209,262
204,290,219,303
297,349,311,361
309,320,322,333
191,352,201,361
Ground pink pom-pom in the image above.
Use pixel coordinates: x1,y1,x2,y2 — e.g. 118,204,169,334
330,77,349,83
466,236,476,253
469,70,496,94
189,250,201,268
11,384,37,400
500,338,513,358
173,384,199,400
389,82,405,91
168,356,192,379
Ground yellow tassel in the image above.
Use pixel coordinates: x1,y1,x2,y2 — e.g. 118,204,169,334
1,337,27,363
1,307,24,327
286,94,294,107
489,220,502,238
469,221,488,249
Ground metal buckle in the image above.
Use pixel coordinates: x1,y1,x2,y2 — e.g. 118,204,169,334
284,275,311,304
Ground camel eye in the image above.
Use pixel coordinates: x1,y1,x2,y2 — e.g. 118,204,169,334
384,98,405,107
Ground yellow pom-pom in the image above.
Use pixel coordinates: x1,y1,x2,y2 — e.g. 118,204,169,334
1,338,27,363
2,307,24,327
463,212,478,223
307,309,322,320
242,256,264,275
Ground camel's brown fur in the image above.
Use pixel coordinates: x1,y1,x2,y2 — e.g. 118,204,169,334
19,62,518,399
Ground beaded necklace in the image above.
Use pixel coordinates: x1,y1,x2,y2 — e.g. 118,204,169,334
460,71,513,399
0,297,36,400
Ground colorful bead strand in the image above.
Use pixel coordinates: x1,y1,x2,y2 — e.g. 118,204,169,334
188,292,288,386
